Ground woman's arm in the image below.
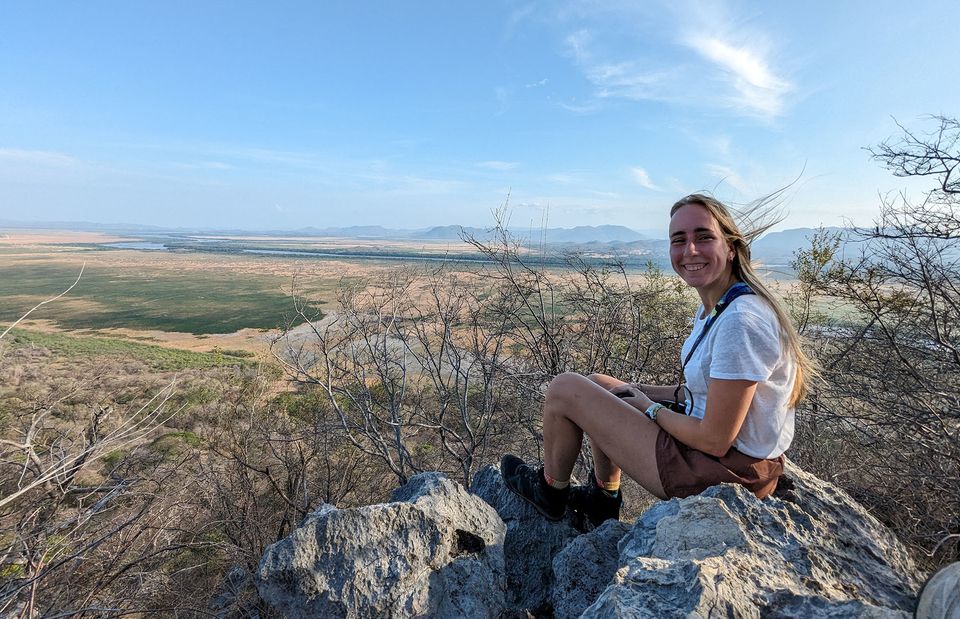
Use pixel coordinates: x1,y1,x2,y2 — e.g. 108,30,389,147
624,378,757,457
609,383,677,402
638,383,682,402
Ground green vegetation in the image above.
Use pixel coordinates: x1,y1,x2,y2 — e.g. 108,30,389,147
149,430,203,458
0,261,310,334
4,328,255,371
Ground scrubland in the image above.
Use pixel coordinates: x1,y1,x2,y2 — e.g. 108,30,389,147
2,118,958,617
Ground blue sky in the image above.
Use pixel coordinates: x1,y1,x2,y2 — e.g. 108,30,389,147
1,1,958,234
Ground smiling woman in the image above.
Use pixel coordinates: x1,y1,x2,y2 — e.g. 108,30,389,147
500,192,817,526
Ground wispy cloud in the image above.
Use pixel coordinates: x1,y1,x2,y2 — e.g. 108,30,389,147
558,100,605,114
706,164,751,194
503,3,536,40
373,174,466,196
683,36,791,118
525,78,549,88
0,148,78,167
697,133,732,158
559,29,683,113
475,160,519,171
558,5,793,120
494,86,510,114
171,160,234,171
590,189,620,199
630,167,660,190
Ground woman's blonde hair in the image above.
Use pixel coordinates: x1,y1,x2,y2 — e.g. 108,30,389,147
670,192,817,406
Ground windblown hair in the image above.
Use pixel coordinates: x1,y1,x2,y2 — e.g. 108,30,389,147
670,192,817,406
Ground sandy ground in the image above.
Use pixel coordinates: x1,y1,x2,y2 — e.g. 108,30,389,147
13,318,278,356
0,230,135,245
193,234,484,254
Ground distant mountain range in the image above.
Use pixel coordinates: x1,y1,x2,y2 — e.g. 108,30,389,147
293,223,650,243
0,219,650,243
749,226,849,265
1,218,851,271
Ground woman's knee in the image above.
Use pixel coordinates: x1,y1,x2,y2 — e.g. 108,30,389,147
545,372,591,411
586,372,623,390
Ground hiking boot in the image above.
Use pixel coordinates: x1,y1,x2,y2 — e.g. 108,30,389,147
568,474,623,528
500,454,569,521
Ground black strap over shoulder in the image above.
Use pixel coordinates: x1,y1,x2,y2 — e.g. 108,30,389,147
681,281,755,370
670,281,755,414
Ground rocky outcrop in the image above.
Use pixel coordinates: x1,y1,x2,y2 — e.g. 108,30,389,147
255,462,922,618
471,465,582,613
254,473,505,618
582,461,920,618
916,562,960,619
550,519,631,619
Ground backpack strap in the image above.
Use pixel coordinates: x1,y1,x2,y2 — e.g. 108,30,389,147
671,281,755,414
681,281,755,370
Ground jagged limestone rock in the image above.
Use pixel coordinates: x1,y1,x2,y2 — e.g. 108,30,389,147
550,518,631,619
255,472,506,618
916,562,960,619
470,464,582,614
255,461,923,618
582,461,921,618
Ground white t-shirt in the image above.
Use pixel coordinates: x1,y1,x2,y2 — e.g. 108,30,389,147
679,294,795,459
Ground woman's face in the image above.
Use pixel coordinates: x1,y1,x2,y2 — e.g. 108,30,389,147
668,203,735,292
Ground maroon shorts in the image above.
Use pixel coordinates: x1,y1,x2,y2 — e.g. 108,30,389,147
655,428,784,499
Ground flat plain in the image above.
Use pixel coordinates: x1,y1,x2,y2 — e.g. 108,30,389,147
0,230,490,356
0,229,808,359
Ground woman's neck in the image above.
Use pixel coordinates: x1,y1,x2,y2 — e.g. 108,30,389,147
698,274,739,315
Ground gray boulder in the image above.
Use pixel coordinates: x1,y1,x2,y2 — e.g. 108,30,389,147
916,562,960,619
551,519,631,619
582,461,921,618
471,464,582,614
255,472,506,618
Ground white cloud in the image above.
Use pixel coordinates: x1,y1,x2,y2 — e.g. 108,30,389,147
525,78,549,88
564,29,592,63
701,134,732,158
0,148,77,167
706,164,751,194
504,4,536,40
590,190,620,199
548,173,576,184
476,160,519,170
683,36,791,118
557,100,604,114
630,167,660,191
558,4,793,120
171,160,234,171
202,161,233,170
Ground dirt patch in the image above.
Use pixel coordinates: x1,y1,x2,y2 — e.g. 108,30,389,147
0,230,134,245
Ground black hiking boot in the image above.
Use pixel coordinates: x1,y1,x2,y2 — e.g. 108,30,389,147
500,454,569,521
568,473,623,528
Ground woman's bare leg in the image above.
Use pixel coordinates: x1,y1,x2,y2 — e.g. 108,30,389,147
585,373,627,485
542,372,666,498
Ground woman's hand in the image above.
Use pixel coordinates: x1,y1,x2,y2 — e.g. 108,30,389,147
653,378,758,457
609,383,654,412
608,383,638,398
